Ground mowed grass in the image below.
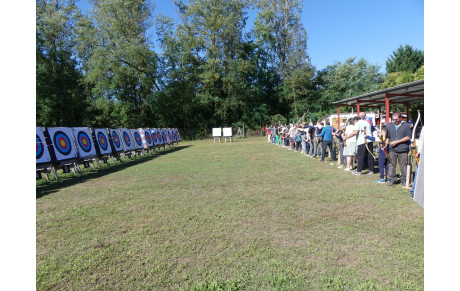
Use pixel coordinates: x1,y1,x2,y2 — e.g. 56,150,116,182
36,137,423,290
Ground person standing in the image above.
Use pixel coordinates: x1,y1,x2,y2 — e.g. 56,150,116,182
335,125,345,168
315,122,323,159
348,112,374,175
385,112,411,186
317,121,336,163
343,118,358,171
376,125,390,183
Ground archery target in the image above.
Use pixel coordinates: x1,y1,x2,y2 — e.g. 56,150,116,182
72,127,97,158
94,128,113,155
143,129,154,147
47,127,78,161
176,129,181,141
131,129,143,148
164,129,170,143
110,129,124,152
36,127,52,163
153,129,163,145
120,128,135,151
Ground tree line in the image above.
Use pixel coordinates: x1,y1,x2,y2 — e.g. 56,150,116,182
36,0,424,139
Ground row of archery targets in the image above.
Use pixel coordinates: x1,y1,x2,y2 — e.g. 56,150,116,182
36,127,181,181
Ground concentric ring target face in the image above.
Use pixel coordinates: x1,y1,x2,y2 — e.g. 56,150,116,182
97,132,108,151
123,131,131,146
112,131,121,148
134,132,142,146
53,131,72,155
145,131,152,144
36,135,44,160
77,131,92,152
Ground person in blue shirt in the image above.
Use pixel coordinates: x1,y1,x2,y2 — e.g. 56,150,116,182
317,121,336,163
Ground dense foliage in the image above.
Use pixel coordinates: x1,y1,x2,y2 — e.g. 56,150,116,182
36,0,423,139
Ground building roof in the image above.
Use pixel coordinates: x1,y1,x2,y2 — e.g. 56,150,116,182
332,79,424,107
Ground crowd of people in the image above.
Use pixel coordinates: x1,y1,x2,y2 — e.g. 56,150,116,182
264,112,423,194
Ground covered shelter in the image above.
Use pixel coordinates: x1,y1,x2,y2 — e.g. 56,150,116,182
333,79,424,126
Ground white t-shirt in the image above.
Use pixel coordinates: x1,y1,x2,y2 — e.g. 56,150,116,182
345,125,357,143
356,120,372,145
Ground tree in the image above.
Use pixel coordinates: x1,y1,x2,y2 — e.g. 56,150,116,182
36,0,89,126
75,0,160,128
318,57,384,116
254,0,313,118
385,44,424,74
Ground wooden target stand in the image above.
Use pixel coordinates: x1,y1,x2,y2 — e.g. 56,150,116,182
36,163,58,181
56,158,82,175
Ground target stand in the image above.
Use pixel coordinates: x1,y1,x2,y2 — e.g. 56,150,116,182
36,163,58,181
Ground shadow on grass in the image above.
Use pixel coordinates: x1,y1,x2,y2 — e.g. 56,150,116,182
36,145,192,199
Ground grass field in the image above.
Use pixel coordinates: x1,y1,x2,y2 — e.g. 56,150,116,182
36,137,423,290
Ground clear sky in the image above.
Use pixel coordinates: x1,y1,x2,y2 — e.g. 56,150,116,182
77,0,424,72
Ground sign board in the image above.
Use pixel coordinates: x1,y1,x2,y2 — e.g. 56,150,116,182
212,128,222,137
223,127,232,137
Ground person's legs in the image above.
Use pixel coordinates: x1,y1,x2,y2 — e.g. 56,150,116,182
388,151,398,184
410,165,418,195
378,151,386,180
356,144,366,172
339,142,344,165
367,142,374,172
311,139,317,157
399,152,409,184
301,140,306,153
321,141,327,161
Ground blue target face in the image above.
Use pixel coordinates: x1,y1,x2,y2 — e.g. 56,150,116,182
112,131,121,148
134,132,142,146
77,131,92,152
97,132,108,151
145,131,152,144
53,131,72,155
36,135,44,159
123,131,131,146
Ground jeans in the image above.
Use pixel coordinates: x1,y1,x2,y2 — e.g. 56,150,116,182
321,140,336,161
338,141,344,164
316,140,323,157
311,139,317,157
410,165,418,195
301,140,307,153
378,150,389,180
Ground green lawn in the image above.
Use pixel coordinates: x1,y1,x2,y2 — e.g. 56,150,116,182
36,137,423,290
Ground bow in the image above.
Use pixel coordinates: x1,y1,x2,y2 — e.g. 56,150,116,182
411,110,421,166
364,122,377,160
380,120,396,168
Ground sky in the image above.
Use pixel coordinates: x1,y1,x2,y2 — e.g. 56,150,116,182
77,0,424,72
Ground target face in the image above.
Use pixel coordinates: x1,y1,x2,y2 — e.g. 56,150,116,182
77,131,92,152
36,127,52,163
36,135,44,159
54,131,72,155
145,130,152,145
110,129,123,152
97,132,108,150
72,127,97,158
123,132,131,146
120,128,135,151
133,131,142,147
47,127,77,161
95,129,112,154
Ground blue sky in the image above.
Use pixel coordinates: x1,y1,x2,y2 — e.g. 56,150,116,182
77,0,424,72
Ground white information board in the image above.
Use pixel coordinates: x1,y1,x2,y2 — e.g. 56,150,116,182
212,128,222,137
223,127,232,137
